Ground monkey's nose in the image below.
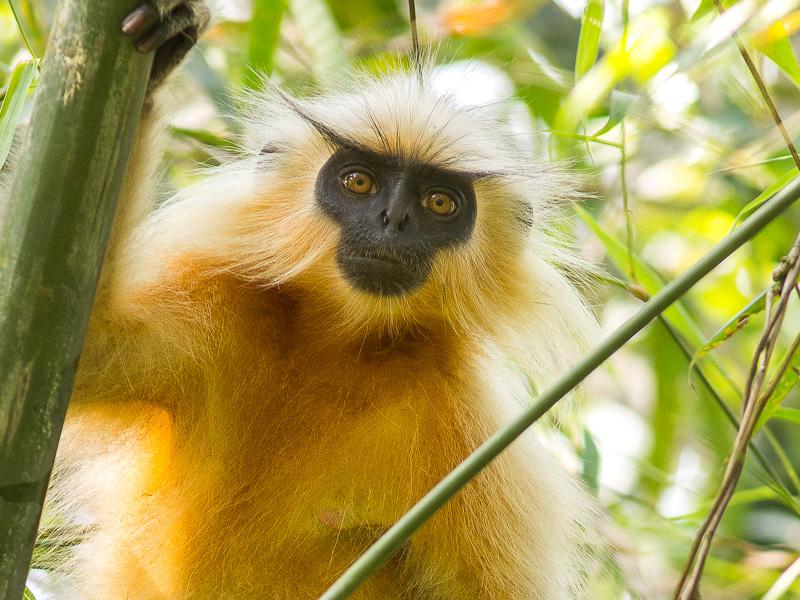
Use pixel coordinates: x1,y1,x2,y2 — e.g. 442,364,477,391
380,209,410,233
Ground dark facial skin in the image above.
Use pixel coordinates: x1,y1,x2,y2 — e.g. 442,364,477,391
315,147,478,297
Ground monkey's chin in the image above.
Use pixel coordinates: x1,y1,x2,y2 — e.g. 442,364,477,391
337,253,428,298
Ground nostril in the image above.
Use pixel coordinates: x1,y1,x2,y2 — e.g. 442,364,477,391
397,214,409,231
381,210,389,227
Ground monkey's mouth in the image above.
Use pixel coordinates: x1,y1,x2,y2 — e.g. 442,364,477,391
337,247,430,297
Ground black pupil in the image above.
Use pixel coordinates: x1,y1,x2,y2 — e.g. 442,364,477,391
356,178,364,186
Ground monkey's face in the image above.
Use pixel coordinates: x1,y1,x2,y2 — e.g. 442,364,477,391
315,147,477,297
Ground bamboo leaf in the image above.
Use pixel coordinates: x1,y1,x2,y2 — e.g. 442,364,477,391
23,587,35,600
0,59,38,171
555,9,675,132
575,0,604,81
245,0,288,86
762,554,800,600
751,19,800,88
690,287,774,366
8,0,46,58
731,168,799,231
756,350,800,432
759,34,800,88
168,126,242,152
771,408,800,425
593,89,637,137
579,428,601,496
690,0,716,23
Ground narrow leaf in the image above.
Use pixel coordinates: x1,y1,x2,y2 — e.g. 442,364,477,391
246,0,289,86
731,168,800,231
752,19,800,88
555,9,675,133
762,554,800,600
0,59,38,170
771,407,800,425
579,429,601,496
593,89,637,137
8,0,46,58
690,287,774,366
575,0,604,81
690,0,715,23
168,126,242,152
756,350,800,432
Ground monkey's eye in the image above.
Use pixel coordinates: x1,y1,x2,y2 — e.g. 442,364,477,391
422,191,457,217
340,170,376,195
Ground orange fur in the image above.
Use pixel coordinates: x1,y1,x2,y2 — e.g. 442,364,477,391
44,70,601,599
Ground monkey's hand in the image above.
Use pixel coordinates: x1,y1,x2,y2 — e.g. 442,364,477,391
122,0,211,96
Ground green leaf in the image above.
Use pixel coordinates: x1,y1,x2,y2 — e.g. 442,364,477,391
168,127,242,152
593,89,637,137
289,0,351,86
579,429,600,496
731,168,800,231
690,287,774,366
754,22,800,88
690,0,716,24
575,0,604,81
756,349,800,432
246,0,289,86
771,408,800,425
0,59,38,170
8,0,46,58
23,587,36,600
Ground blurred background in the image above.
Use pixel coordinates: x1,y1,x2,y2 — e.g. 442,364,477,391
3,0,800,598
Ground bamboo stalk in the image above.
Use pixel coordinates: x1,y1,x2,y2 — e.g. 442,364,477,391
319,175,800,600
0,0,154,596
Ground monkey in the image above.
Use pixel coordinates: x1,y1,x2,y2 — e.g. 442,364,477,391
8,2,604,598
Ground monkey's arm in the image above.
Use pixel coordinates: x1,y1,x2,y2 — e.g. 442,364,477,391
97,0,210,297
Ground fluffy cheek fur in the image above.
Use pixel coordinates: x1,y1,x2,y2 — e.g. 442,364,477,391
222,158,534,338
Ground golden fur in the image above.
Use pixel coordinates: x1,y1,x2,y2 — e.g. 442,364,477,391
39,71,600,599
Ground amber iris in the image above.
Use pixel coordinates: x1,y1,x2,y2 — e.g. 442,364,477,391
423,191,456,216
341,171,375,195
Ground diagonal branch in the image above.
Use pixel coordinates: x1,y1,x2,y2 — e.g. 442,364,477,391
673,231,800,600
712,0,800,170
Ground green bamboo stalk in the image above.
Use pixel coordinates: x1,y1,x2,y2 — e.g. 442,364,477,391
0,0,154,596
319,175,800,600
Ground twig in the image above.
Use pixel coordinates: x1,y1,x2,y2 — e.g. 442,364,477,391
672,231,800,600
711,0,800,170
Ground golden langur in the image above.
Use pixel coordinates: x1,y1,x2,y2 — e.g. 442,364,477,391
18,1,603,598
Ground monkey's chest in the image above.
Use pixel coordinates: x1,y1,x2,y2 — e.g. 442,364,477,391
161,369,461,596
189,350,466,535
